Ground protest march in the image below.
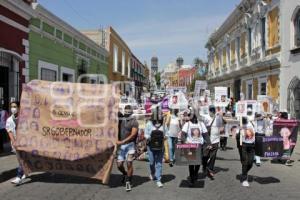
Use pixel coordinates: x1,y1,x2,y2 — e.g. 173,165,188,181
2,80,297,192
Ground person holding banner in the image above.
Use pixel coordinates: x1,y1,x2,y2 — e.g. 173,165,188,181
181,109,211,187
167,108,181,167
116,105,139,192
238,117,255,187
145,105,166,188
6,101,26,185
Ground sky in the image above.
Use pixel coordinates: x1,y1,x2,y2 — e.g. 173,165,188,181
38,0,241,70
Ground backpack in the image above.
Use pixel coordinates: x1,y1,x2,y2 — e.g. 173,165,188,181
149,125,164,150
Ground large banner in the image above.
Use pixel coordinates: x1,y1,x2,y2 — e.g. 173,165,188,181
15,80,119,183
255,119,298,158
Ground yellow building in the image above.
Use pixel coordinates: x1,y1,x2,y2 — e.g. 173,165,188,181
206,0,280,103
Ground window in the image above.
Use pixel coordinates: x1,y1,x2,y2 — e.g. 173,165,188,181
248,28,252,55
38,60,58,81
240,32,247,58
122,51,125,75
222,47,227,67
237,37,241,60
128,59,131,78
259,77,267,95
230,40,236,62
60,67,75,82
293,9,300,47
246,80,253,100
268,7,279,48
41,68,56,81
113,44,118,72
261,17,266,51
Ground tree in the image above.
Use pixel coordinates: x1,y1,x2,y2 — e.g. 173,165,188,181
193,57,204,67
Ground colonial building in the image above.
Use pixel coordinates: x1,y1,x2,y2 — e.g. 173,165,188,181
280,0,300,119
29,4,109,84
82,27,132,94
0,0,35,110
178,65,196,88
206,0,281,105
131,54,147,100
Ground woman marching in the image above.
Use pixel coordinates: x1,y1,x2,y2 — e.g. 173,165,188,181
145,104,167,188
237,116,256,187
167,108,182,167
181,107,211,187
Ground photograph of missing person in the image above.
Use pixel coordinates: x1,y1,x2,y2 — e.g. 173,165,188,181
245,129,255,140
32,107,40,119
190,128,201,143
221,95,226,102
280,127,292,155
30,121,39,131
172,95,178,105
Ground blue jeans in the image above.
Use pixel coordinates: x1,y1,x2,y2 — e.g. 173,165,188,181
147,146,163,182
17,165,24,178
168,137,178,162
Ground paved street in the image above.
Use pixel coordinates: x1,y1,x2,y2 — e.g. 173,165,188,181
1,138,300,200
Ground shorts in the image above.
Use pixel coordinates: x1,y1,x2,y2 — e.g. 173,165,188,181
117,142,136,162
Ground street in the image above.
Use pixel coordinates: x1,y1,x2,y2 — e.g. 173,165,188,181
1,138,300,200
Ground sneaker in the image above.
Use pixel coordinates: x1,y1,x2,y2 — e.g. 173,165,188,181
156,181,163,188
242,180,250,187
21,174,26,180
149,174,154,181
169,161,174,167
285,160,293,166
255,162,261,167
11,177,22,185
125,181,132,192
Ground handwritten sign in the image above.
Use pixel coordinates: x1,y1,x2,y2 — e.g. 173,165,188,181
16,80,119,184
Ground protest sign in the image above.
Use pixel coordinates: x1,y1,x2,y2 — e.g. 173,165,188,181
16,80,119,183
257,95,273,114
214,87,228,103
175,143,202,166
235,100,257,118
255,119,298,158
194,81,207,97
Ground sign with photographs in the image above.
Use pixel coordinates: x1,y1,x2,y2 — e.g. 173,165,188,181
255,119,299,158
175,143,202,166
214,87,228,103
15,80,119,183
194,81,207,97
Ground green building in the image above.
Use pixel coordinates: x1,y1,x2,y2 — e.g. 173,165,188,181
28,4,109,83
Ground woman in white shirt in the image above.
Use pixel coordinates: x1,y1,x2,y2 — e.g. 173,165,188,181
181,111,211,187
6,101,26,185
167,108,181,167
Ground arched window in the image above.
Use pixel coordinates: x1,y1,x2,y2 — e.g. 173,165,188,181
294,10,300,47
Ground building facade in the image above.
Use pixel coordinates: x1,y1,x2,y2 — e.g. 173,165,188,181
82,27,132,94
280,0,300,119
29,4,109,84
178,66,196,88
206,0,281,105
131,54,147,100
0,0,35,110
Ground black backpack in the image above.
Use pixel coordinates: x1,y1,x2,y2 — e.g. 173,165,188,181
149,125,164,150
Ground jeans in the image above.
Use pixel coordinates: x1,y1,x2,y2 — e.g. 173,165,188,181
147,146,164,182
202,143,219,173
241,143,255,182
168,137,178,162
17,165,24,178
